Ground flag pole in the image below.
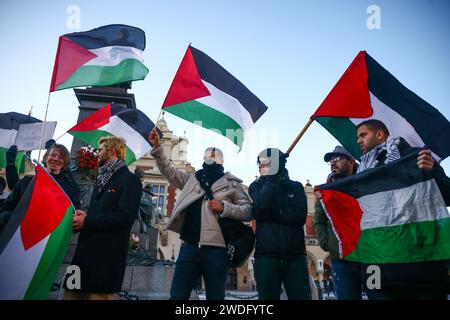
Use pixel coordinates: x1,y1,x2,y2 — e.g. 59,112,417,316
285,118,314,156
55,131,67,142
153,108,164,130
37,92,51,162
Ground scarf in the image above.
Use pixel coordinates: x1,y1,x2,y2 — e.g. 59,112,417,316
195,162,225,199
357,136,401,173
97,159,126,189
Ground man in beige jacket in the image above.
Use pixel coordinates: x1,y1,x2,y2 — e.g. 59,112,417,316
149,128,252,300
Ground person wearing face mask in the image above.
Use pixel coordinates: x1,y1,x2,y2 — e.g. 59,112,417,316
148,128,252,300
249,148,310,300
0,144,81,233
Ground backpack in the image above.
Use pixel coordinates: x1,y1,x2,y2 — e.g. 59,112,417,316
194,170,255,268
218,217,255,268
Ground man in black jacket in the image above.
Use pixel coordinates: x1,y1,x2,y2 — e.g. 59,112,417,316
64,136,142,300
356,119,450,300
249,148,311,300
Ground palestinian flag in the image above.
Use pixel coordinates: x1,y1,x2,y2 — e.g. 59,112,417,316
311,51,450,162
0,112,41,173
0,165,74,299
316,151,450,264
68,103,158,164
162,45,268,149
50,24,149,92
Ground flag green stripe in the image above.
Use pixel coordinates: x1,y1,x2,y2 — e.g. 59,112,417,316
23,206,74,300
345,217,450,264
69,129,137,164
315,116,361,158
56,58,149,91
164,100,244,148
0,147,26,173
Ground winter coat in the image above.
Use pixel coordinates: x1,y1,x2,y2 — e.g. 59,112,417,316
313,198,340,259
70,166,142,293
249,175,308,259
150,146,252,248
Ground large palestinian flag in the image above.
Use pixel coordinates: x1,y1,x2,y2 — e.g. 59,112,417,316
162,45,268,149
68,103,158,164
311,51,450,162
316,151,450,264
0,112,41,173
0,165,74,299
50,24,149,92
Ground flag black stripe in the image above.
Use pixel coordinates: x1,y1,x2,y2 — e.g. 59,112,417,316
0,177,36,255
189,46,268,123
111,104,160,141
366,53,450,159
64,24,146,50
317,151,434,198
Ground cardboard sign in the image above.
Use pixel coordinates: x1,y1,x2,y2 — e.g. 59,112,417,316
14,121,57,151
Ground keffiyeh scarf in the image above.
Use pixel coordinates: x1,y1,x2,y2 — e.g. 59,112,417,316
97,159,126,189
357,136,401,173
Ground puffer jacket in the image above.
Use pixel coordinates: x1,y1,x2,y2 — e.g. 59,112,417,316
249,175,308,259
150,146,252,248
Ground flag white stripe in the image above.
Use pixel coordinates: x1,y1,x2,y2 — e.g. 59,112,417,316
99,115,151,160
358,179,449,230
196,80,255,131
85,46,144,67
0,229,49,299
350,92,441,161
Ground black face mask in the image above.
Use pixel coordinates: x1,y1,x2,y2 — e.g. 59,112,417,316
201,162,224,182
195,162,225,199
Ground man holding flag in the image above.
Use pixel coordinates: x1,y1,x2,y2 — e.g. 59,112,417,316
317,119,450,300
148,128,252,300
354,119,450,299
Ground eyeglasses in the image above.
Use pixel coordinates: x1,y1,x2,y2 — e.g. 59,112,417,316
327,156,342,165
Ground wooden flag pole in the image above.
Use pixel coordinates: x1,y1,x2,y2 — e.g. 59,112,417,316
37,92,51,162
55,131,67,142
285,118,314,156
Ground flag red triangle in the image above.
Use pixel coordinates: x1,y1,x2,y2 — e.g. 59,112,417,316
319,189,362,257
20,166,71,250
49,36,97,92
162,46,210,108
68,104,112,132
311,51,373,119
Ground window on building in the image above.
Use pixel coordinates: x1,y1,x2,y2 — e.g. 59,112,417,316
151,184,167,216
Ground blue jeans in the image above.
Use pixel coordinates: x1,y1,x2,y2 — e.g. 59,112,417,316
170,243,229,300
331,258,363,300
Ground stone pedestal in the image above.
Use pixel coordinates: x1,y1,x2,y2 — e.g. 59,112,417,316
121,264,198,300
